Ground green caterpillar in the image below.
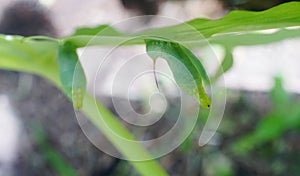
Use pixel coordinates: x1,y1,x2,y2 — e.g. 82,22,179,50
56,42,86,110
145,39,211,109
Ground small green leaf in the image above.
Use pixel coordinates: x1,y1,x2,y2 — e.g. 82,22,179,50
56,42,86,109
212,47,234,82
269,76,289,107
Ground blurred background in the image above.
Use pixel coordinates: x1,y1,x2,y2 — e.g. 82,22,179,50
0,0,300,175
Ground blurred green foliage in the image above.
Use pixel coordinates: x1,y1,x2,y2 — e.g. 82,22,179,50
232,77,300,155
175,76,300,176
32,125,77,176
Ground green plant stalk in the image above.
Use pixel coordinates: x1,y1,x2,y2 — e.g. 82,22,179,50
81,94,168,175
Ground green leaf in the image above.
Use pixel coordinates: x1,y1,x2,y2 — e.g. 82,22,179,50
186,1,300,37
269,76,289,108
212,47,234,82
64,2,300,48
56,42,86,109
145,39,211,109
210,28,300,48
0,35,59,80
